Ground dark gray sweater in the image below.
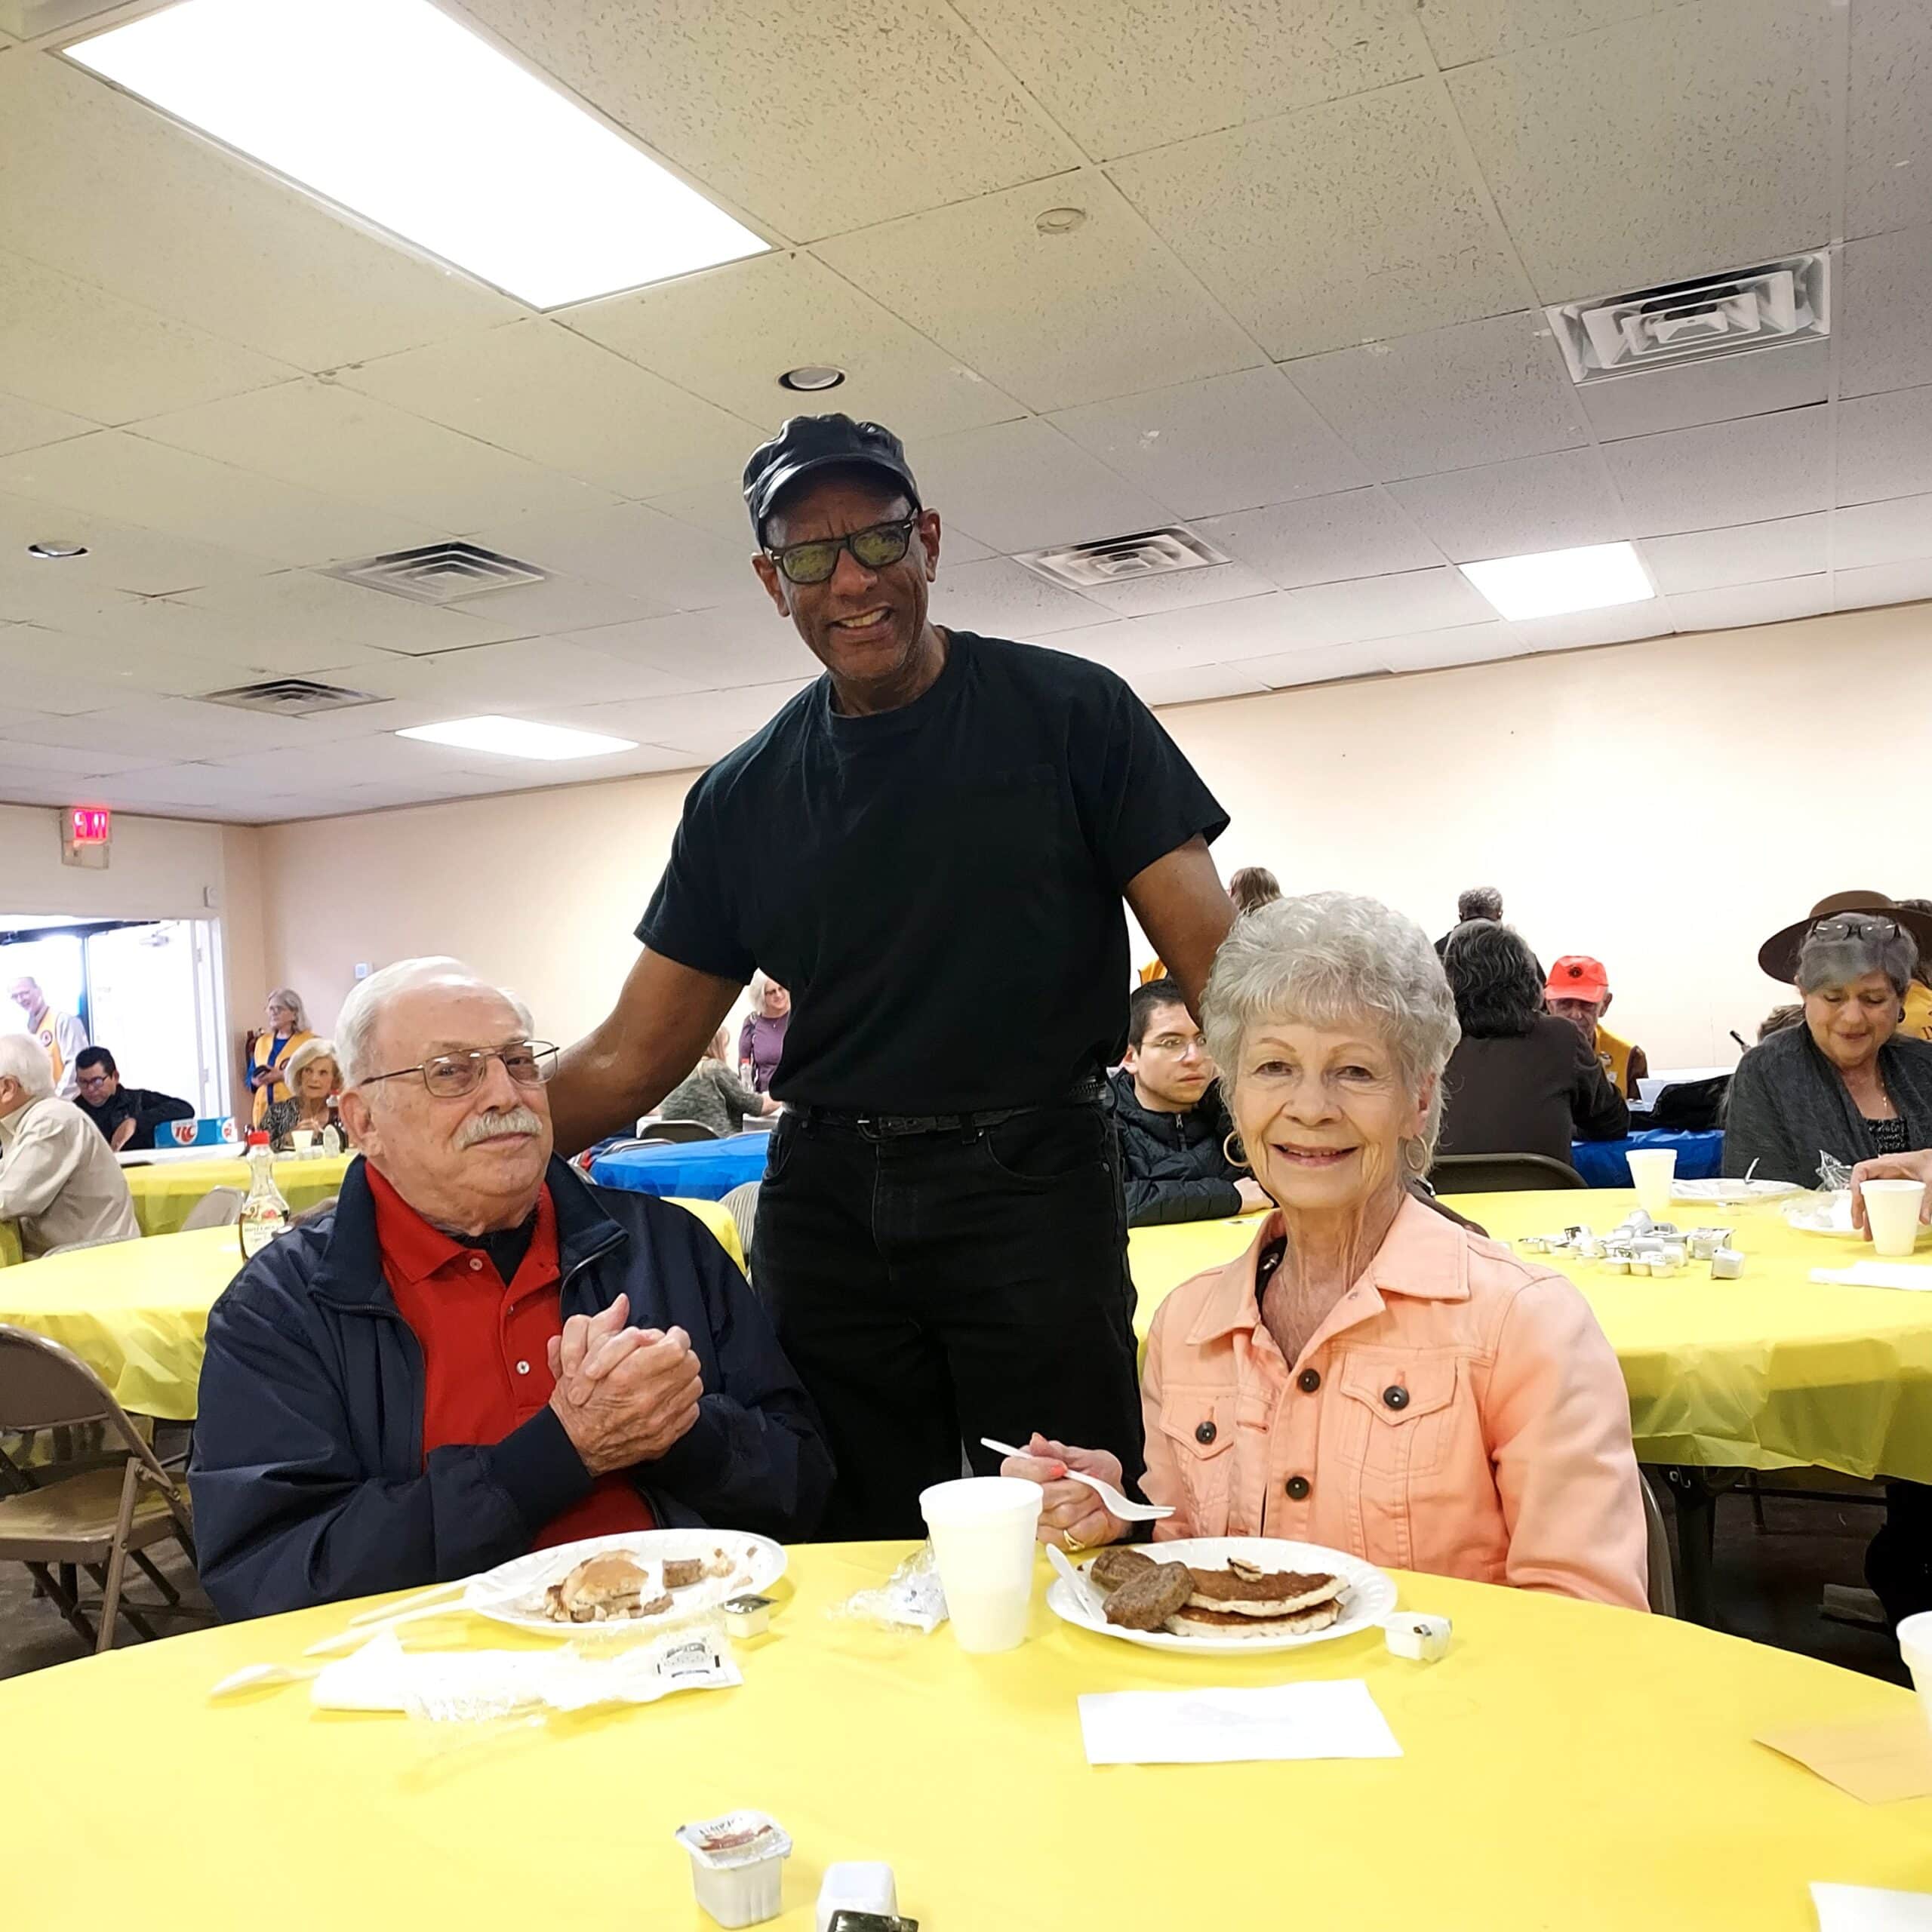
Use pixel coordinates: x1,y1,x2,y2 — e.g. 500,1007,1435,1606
1722,1024,1932,1186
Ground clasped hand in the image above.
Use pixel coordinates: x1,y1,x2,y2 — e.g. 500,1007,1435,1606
546,1294,703,1475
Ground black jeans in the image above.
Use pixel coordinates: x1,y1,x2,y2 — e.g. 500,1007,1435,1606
752,1099,1146,1540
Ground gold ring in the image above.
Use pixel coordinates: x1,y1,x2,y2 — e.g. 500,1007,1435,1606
1062,1529,1088,1554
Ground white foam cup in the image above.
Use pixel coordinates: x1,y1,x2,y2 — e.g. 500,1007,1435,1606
1900,1611,1932,1736
1626,1148,1676,1220
290,1130,317,1154
918,1475,1041,1654
1863,1178,1927,1259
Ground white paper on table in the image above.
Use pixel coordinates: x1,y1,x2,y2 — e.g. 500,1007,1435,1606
1810,1263,1932,1292
1812,1883,1932,1930
1077,1679,1401,1766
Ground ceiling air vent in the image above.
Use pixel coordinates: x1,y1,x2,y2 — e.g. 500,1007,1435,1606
1546,252,1829,385
201,678,383,717
323,540,546,606
1017,526,1229,591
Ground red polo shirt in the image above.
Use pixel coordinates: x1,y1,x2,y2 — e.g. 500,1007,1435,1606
367,1165,653,1548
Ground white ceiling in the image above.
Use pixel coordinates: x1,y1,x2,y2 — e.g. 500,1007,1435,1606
0,0,1928,823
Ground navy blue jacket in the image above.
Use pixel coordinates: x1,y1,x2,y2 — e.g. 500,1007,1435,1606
189,1155,832,1621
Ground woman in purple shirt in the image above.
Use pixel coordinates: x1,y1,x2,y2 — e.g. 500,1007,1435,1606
738,973,791,1094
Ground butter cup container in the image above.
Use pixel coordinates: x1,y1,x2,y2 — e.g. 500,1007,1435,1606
675,1811,792,1928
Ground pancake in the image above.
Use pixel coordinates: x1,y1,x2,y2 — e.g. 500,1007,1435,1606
1183,1558,1344,1619
1164,1598,1344,1637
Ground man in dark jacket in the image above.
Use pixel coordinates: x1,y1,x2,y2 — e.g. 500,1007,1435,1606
1110,978,1267,1227
72,1047,195,1152
190,958,832,1622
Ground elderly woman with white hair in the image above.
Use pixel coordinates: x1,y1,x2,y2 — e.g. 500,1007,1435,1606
246,986,314,1128
1004,891,1648,1610
737,973,790,1094
262,1037,344,1152
1725,902,1932,1188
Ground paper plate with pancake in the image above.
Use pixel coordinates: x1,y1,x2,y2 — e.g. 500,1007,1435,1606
1046,1537,1395,1653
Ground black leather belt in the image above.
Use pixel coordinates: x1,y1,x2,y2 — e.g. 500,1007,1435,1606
795,1079,1103,1140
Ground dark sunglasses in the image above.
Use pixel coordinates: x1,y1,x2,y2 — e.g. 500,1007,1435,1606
765,515,918,586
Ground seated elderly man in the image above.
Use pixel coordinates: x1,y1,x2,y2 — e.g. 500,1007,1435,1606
1004,893,1647,1611
0,1035,139,1255
190,957,832,1621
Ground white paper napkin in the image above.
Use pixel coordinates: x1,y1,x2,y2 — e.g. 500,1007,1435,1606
1077,1679,1401,1766
1812,1884,1932,1930
1810,1263,1932,1292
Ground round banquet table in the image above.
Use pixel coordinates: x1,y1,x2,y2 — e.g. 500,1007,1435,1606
0,1198,746,1422
589,1130,772,1201
3,1542,1927,1930
1128,1186,1932,1487
123,1152,354,1237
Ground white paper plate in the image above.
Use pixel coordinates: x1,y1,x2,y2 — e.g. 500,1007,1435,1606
1671,1178,1801,1204
1045,1537,1395,1654
465,1528,786,1637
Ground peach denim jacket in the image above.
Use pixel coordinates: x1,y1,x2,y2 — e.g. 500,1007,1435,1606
1141,1194,1649,1611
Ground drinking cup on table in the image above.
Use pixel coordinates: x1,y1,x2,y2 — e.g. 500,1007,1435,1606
1900,1613,1932,1737
918,1475,1042,1654
290,1130,316,1155
1862,1178,1927,1259
1626,1148,1676,1220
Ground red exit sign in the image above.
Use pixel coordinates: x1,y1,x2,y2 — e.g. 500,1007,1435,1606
68,805,111,844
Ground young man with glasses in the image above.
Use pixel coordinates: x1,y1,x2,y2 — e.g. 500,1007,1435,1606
551,414,1234,1540
72,1046,195,1152
191,956,831,1620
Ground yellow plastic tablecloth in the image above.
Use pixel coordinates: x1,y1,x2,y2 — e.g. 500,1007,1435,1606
0,1198,745,1421
5,1540,1928,1930
122,1152,355,1237
1129,1187,1932,1484
0,1218,20,1268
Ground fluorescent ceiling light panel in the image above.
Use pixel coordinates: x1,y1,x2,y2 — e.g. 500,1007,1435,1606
1458,542,1656,622
397,715,636,761
66,0,767,309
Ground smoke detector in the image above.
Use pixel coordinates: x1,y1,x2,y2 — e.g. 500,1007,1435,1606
1017,526,1229,591
200,678,383,716
1546,252,1829,385
323,540,546,606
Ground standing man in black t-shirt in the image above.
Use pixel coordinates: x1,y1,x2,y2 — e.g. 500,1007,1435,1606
551,414,1233,1538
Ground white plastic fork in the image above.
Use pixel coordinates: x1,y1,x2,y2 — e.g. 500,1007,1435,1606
208,1660,326,1698
979,1437,1173,1521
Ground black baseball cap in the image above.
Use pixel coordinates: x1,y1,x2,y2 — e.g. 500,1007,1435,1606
742,413,921,543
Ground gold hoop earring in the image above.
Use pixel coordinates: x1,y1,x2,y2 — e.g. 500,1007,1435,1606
1223,1131,1247,1169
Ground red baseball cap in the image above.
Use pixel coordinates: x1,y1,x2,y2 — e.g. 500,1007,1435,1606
1545,955,1609,1002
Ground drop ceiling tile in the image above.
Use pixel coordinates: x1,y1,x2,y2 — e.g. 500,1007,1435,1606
138,380,617,536
0,246,291,424
817,174,1260,414
0,432,444,567
0,54,518,368
26,695,356,762
1639,513,1830,593
951,0,1423,158
0,737,162,778
48,595,411,681
1840,226,1932,399
465,500,765,616
1577,339,1832,441
1273,567,1497,648
1846,0,1932,238
337,637,712,714
561,251,1026,438
155,570,527,660
412,572,660,637
1503,599,1671,651
1284,313,1589,481
1603,405,1832,536
1835,555,1932,611
1194,487,1441,589
1417,0,1673,68
0,642,175,715
1073,561,1281,620
911,418,1174,555
456,0,1074,240
1111,80,1526,360
1447,0,1838,297
340,321,758,500
0,621,271,701
1234,639,1394,688
1665,574,1832,632
1048,367,1367,518
1374,623,1524,673
560,681,816,761
1126,661,1274,709
1387,448,1628,561
1060,594,1307,669
644,475,774,549
564,608,822,693
1838,387,1932,506
0,491,275,595
0,391,94,457
929,558,1103,638
1833,493,1932,568
205,731,577,792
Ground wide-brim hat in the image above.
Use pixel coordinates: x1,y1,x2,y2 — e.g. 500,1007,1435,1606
1757,891,1932,983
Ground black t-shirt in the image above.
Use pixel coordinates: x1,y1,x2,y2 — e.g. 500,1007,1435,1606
76,1085,193,1152
637,632,1227,1112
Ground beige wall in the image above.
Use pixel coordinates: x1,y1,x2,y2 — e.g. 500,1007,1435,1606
248,601,1932,1070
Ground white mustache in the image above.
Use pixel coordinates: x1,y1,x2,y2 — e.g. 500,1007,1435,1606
457,1106,543,1148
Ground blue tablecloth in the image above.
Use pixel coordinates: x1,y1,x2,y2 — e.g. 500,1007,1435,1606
1569,1128,1724,1189
589,1132,771,1201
